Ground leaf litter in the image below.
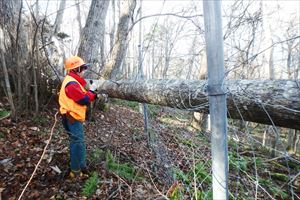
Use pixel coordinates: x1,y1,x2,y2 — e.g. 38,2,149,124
0,103,299,199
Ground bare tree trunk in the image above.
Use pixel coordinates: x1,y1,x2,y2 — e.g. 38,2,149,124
75,0,82,36
287,129,296,153
199,53,207,79
268,41,277,155
162,28,169,78
151,45,155,79
53,0,66,35
295,56,300,79
91,79,300,130
262,128,267,146
271,127,279,157
262,5,279,155
195,51,209,131
101,0,136,78
16,1,23,111
78,0,109,73
27,1,40,115
79,0,109,121
0,48,16,121
0,0,29,113
109,0,116,52
293,131,299,153
186,34,197,79
127,46,132,78
191,112,209,132
123,60,128,79
287,44,292,79
285,42,297,155
269,44,275,80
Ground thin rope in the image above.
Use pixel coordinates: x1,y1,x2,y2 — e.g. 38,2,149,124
18,112,59,200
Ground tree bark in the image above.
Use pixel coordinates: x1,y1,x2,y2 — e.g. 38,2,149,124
78,0,109,67
31,15,39,115
53,0,66,35
101,0,136,78
75,0,82,36
0,0,28,113
91,79,300,130
293,131,299,153
287,129,296,153
109,0,116,52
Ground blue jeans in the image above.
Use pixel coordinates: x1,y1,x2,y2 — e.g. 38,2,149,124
62,115,86,171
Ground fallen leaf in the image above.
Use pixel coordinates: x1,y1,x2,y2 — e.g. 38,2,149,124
50,165,61,174
16,163,25,168
166,181,179,197
29,127,40,131
47,150,55,163
0,158,12,165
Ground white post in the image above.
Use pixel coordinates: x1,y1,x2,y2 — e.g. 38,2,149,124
203,1,229,199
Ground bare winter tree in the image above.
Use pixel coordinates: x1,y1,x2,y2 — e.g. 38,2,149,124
53,0,66,36
109,0,116,52
78,0,109,75
161,19,188,78
0,0,65,119
0,0,29,116
102,0,137,79
283,17,300,154
261,1,279,156
75,0,82,36
223,0,263,79
0,29,16,120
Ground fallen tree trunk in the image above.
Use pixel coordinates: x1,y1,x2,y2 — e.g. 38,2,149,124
91,79,300,130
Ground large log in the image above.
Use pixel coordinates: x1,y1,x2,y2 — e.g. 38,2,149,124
92,79,300,130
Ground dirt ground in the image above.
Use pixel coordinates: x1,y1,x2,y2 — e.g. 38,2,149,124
1,102,299,200
0,103,193,199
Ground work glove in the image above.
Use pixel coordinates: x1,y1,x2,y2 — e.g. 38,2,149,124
89,82,98,92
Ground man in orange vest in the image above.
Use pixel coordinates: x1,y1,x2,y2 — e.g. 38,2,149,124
59,56,97,178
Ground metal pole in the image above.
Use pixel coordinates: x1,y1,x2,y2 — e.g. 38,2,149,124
202,1,228,199
138,0,149,142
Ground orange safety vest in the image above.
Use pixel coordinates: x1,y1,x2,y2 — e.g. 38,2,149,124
59,75,87,122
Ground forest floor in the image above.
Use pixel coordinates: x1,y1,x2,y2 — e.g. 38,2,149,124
0,99,300,200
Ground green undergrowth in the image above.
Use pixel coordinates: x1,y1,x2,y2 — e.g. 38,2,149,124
111,99,139,111
259,178,288,199
32,115,48,126
229,151,249,171
82,172,99,197
173,133,293,199
111,100,295,199
0,108,10,119
106,150,142,181
172,160,212,199
89,147,141,181
90,148,105,163
111,99,162,118
227,139,293,199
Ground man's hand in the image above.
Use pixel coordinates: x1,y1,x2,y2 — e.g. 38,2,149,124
89,82,98,92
